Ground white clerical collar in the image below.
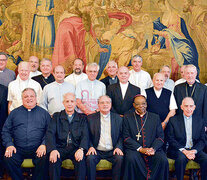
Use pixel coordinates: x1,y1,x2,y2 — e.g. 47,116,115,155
0,70,3,73
120,82,129,86
135,110,146,118
28,109,31,111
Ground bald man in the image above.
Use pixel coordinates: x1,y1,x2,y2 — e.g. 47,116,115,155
7,61,42,113
107,66,140,116
40,65,75,115
28,56,42,78
167,97,207,180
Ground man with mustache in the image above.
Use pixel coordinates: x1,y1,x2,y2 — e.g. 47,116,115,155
65,58,88,87
28,56,42,78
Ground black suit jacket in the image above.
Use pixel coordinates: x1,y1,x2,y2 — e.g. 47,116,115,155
167,114,205,154
106,82,140,115
174,82,207,126
87,112,123,151
46,110,89,153
0,84,8,131
101,76,119,89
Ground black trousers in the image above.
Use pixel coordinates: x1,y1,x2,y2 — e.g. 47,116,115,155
0,140,5,177
4,147,47,180
49,145,86,180
169,150,207,180
86,149,123,180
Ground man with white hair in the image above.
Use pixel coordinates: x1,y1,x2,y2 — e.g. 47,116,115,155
7,61,42,113
28,56,42,78
160,65,175,92
129,55,152,91
101,60,119,88
65,58,88,87
174,64,207,127
76,63,106,115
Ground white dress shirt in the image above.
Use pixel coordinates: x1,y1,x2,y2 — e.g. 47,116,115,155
120,82,129,99
164,78,175,92
65,72,88,87
97,112,113,151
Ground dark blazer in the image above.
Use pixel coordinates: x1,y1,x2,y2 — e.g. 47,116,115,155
174,81,207,126
46,110,89,153
101,76,119,89
106,82,140,115
0,84,8,131
87,112,123,151
167,114,205,154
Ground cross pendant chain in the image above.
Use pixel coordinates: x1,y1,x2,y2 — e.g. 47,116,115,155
136,132,142,141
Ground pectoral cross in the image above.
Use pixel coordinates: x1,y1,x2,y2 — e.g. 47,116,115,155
136,132,141,141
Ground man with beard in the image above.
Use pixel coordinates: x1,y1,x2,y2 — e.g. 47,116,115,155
65,58,88,87
32,58,55,89
123,95,169,180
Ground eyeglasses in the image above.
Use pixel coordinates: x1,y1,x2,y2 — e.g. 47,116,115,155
133,102,147,106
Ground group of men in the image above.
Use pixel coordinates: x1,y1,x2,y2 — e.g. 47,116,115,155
1,52,207,180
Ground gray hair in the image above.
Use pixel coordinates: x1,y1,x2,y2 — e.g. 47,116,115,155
106,60,118,69
0,52,8,60
86,63,100,71
63,92,76,102
40,58,52,65
131,55,143,62
160,65,171,73
184,64,197,73
21,88,37,97
98,95,112,104
181,97,195,105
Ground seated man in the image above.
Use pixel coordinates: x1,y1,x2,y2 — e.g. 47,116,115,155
107,66,140,116
167,97,207,180
46,93,88,180
123,95,169,180
2,88,51,180
101,60,119,88
86,95,123,180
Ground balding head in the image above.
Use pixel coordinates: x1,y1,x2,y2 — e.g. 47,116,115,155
18,62,30,81
117,66,130,84
181,97,196,117
29,56,39,72
63,93,76,115
54,65,65,83
153,73,165,90
106,61,118,78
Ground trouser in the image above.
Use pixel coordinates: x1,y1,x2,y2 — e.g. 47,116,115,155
49,145,86,180
86,149,123,180
4,147,48,180
0,141,5,177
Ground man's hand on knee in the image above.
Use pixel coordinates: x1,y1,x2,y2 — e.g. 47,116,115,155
86,147,97,156
75,148,84,162
36,145,46,158
49,150,60,163
5,146,16,158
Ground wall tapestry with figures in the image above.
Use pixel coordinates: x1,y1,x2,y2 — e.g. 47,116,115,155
1,0,207,82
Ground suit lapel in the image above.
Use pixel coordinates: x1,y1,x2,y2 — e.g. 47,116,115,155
96,113,101,143
110,112,115,146
179,115,187,140
192,82,200,104
117,83,124,100
123,82,130,101
192,114,196,140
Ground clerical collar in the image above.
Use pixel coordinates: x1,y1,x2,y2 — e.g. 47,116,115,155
28,109,31,111
187,81,196,87
0,70,3,73
135,110,146,118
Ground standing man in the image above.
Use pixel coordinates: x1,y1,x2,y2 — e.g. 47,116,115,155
46,93,88,180
107,66,140,116
7,61,42,113
0,52,16,87
76,63,106,115
40,65,75,115
160,65,175,92
86,95,123,180
123,95,169,180
28,56,42,78
0,84,8,178
167,97,207,180
174,64,207,125
2,88,51,180
101,60,119,89
32,58,55,89
175,65,186,86
65,58,88,87
129,55,152,91
143,73,177,129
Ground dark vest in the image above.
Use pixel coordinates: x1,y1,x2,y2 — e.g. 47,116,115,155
146,87,171,122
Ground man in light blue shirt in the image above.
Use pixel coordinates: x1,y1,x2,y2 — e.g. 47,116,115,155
167,97,207,180
40,65,75,115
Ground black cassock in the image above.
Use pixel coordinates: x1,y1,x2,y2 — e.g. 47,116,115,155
123,111,169,180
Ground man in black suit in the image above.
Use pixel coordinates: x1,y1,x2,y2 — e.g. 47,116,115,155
167,97,207,180
100,60,119,88
174,64,207,127
46,93,88,180
86,95,123,180
32,58,55,89
0,84,8,178
107,66,140,116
